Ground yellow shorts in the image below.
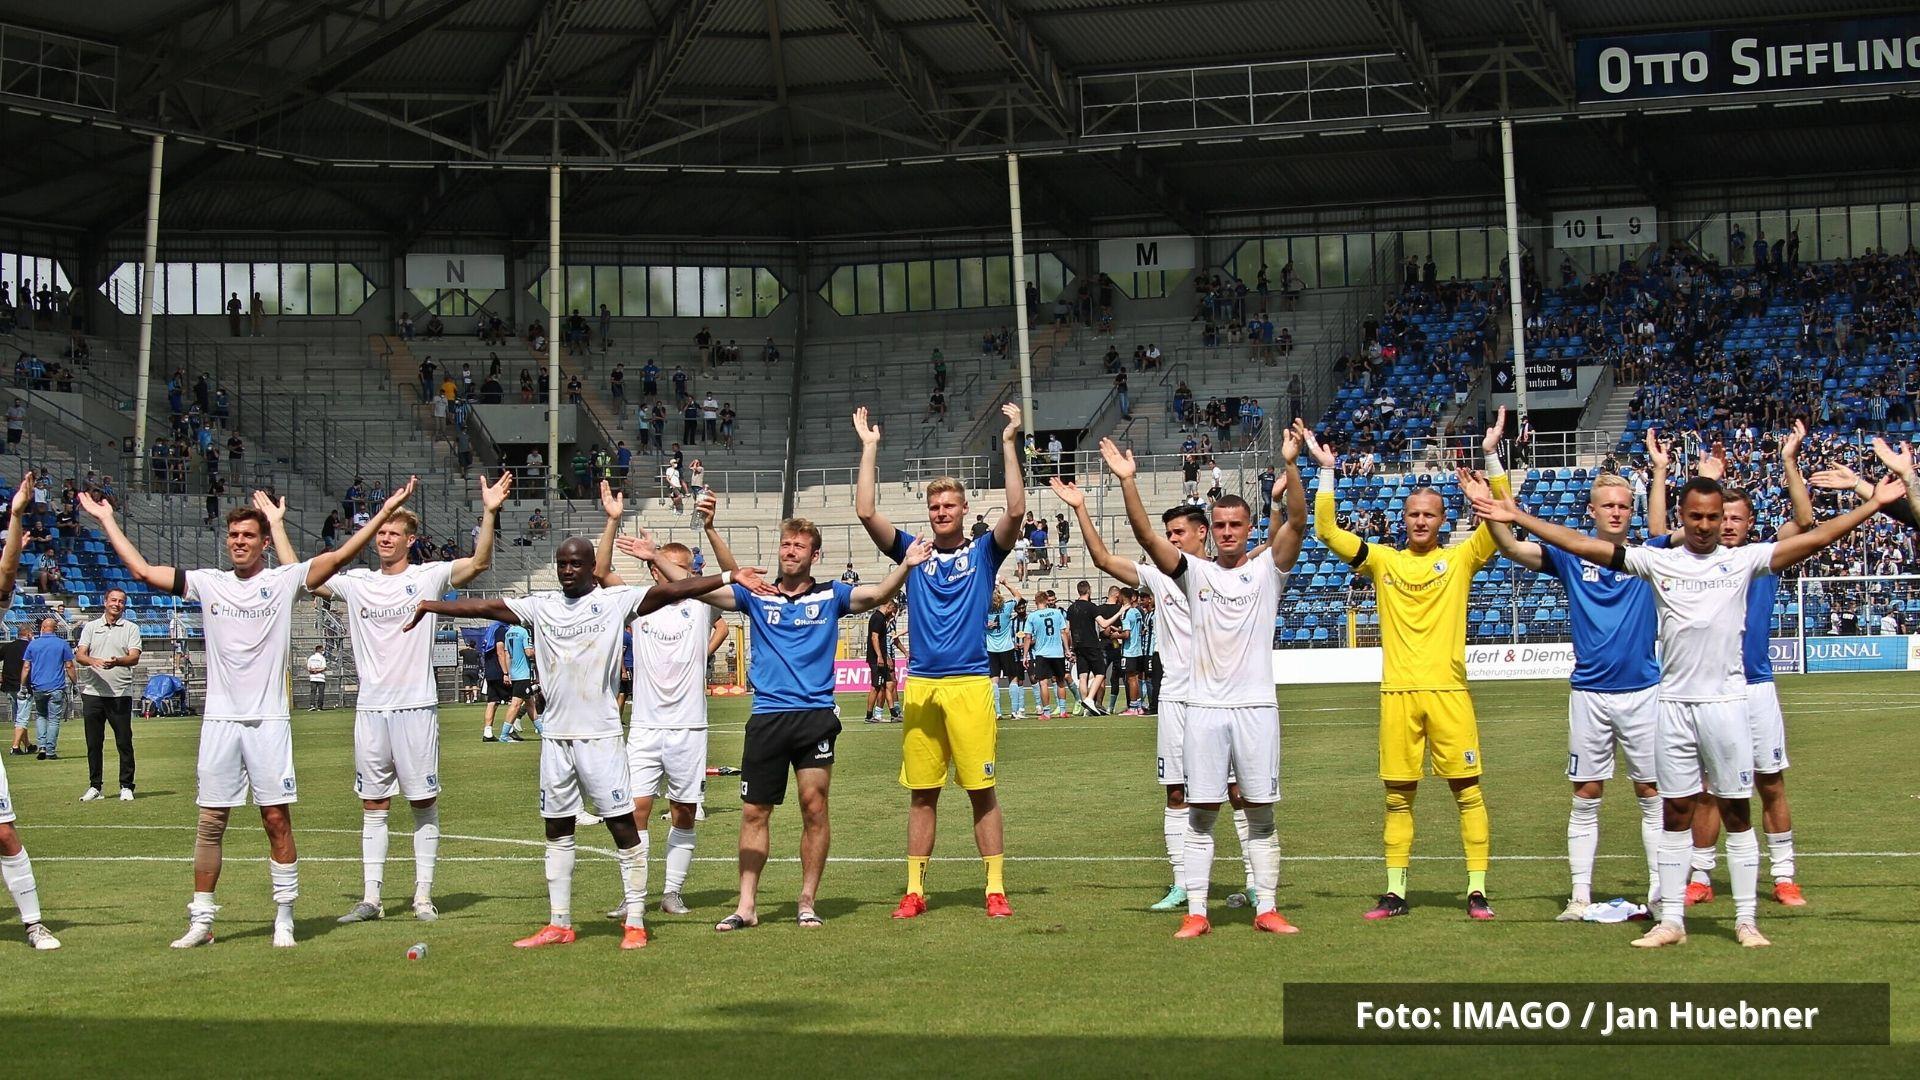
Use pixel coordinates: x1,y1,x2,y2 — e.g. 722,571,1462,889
900,675,998,790
1378,690,1482,782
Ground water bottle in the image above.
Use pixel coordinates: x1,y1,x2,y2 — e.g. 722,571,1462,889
406,941,428,960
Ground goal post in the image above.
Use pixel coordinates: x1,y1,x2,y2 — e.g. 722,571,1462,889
1791,574,1920,675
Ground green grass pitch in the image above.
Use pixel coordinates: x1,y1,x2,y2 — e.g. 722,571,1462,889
4,674,1919,1077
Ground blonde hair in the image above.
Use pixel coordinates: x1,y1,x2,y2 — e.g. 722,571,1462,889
386,509,421,536
925,477,967,503
659,541,692,559
779,517,822,553
1588,474,1631,501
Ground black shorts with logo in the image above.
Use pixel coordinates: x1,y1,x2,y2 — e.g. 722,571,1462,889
989,649,1023,680
741,708,841,805
485,678,511,705
867,657,893,686
510,679,536,701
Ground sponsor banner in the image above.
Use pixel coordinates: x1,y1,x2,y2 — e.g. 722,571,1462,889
1273,644,1576,684
1575,17,1920,103
1464,643,1577,682
1804,634,1912,673
1491,356,1577,394
1550,205,1656,250
405,252,506,291
832,658,906,694
1768,636,1802,675
1097,235,1196,274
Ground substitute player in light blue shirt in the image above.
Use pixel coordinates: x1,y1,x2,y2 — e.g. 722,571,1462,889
985,584,1026,720
499,621,538,741
1463,468,1664,919
1120,598,1149,714
1021,592,1071,719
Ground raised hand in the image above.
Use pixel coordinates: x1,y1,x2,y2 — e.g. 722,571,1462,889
1048,477,1085,509
382,476,418,514
1481,404,1507,455
852,406,882,446
614,529,658,564
1000,401,1023,437
1697,443,1726,481
479,470,513,511
1455,468,1492,504
731,566,776,595
1098,437,1136,480
1645,427,1671,470
901,536,936,567
1781,418,1807,463
1809,464,1863,491
251,489,288,524
1873,437,1916,479
1270,469,1290,503
1469,490,1521,523
1280,420,1302,464
10,472,34,516
1302,427,1337,469
1872,472,1909,507
598,479,624,520
76,491,113,522
696,490,718,526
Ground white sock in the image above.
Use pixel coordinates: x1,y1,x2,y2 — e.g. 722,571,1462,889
618,838,648,928
1182,807,1218,917
1690,844,1717,885
483,723,493,738
664,826,696,895
412,804,440,899
1765,829,1796,883
1232,808,1255,893
1162,807,1186,885
1658,830,1690,928
1727,828,1760,925
269,859,298,927
361,809,389,905
544,836,576,927
1242,804,1280,914
0,850,41,925
189,890,219,923
1567,796,1602,904
1638,796,1664,905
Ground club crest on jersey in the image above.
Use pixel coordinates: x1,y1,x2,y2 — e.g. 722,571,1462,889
1432,559,1447,574
806,603,820,619
1739,769,1752,787
815,739,831,754
981,761,995,777
611,787,628,803
281,777,296,793
259,588,271,599
1237,573,1249,583
1464,749,1477,765
589,601,604,615
405,584,418,596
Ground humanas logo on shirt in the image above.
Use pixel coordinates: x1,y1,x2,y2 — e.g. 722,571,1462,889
1196,586,1256,609
545,617,611,640
1656,575,1743,594
206,601,278,620
357,602,419,622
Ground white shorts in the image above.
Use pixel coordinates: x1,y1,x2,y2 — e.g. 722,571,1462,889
0,754,13,824
1746,681,1790,773
1183,704,1279,805
628,726,708,805
1156,700,1189,785
1655,699,1753,800
353,707,442,802
197,719,298,808
1567,686,1658,783
539,736,632,819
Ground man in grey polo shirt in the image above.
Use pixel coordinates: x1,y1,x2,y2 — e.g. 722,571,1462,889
77,589,142,802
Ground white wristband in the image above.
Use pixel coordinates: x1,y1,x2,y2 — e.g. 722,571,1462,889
1317,467,1338,490
720,571,733,586
1484,453,1504,474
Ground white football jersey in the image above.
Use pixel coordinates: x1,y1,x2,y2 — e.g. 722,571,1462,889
630,599,716,729
504,586,649,739
1135,559,1194,705
1181,555,1288,708
185,561,312,722
1622,541,1775,703
328,561,456,711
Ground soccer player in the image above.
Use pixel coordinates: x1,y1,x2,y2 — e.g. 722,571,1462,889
985,582,1024,720
80,482,411,948
282,471,511,925
1053,474,1259,913
613,508,928,930
1065,581,1108,715
498,618,539,741
478,620,510,741
1112,590,1149,715
1458,466,1662,919
865,598,903,724
1308,412,1510,920
1470,468,1903,948
406,514,765,950
1112,430,1305,937
855,402,1023,918
1022,590,1070,719
0,474,60,949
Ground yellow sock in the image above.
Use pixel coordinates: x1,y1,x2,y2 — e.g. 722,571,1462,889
1455,783,1490,892
1384,786,1415,895
907,855,929,897
982,853,1005,896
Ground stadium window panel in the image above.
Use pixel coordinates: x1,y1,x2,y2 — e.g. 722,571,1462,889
1458,231,1487,281
251,262,280,315
194,262,223,315
564,266,591,318
755,268,784,316
702,266,728,317
1318,234,1345,288
727,267,753,318
308,263,339,316
985,255,1012,306
1289,237,1317,288
1848,205,1878,258
1262,239,1287,278
1757,210,1787,252
163,262,192,314
880,262,907,313
280,263,308,314
622,267,648,317
223,262,250,306
1401,229,1430,266
594,267,622,315
674,266,701,317
1807,207,1840,260
932,259,958,309
959,257,986,307
1429,229,1459,281
649,266,674,316
100,263,136,313
825,265,855,315
1,252,72,303
338,263,370,314
855,263,881,314
1486,227,1508,277
1346,233,1376,283
1882,204,1911,254
1700,214,1730,266
906,260,933,311
1038,252,1065,300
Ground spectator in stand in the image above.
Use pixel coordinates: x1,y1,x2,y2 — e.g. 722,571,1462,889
682,396,701,445
931,349,948,391
567,372,583,405
226,293,243,336
642,359,660,397
926,389,947,422
599,304,613,346
971,514,990,539
4,398,24,455
480,371,503,404
702,392,720,442
719,402,736,448
695,326,714,371
1115,370,1130,420
671,365,688,402
615,441,633,485
610,363,625,408
840,562,861,585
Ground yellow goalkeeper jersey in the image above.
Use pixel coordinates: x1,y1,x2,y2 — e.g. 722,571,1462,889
1314,473,1507,692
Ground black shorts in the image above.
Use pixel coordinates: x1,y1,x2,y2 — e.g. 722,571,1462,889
989,649,1023,680
741,708,841,805
1032,655,1066,680
619,672,632,696
1105,651,1125,678
1074,648,1106,675
485,679,511,704
1122,655,1149,676
510,679,536,701
460,668,480,687
867,658,893,686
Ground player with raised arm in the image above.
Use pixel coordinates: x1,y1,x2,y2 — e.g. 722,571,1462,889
1022,591,1070,719
80,481,412,948
1113,427,1306,937
610,494,930,930
1310,410,1512,921
406,503,765,950
264,471,511,925
1650,425,1815,908
1471,465,1904,948
855,402,1025,919
0,474,60,949
1456,456,1663,920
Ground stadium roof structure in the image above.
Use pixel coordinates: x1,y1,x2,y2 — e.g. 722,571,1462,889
0,0,1916,241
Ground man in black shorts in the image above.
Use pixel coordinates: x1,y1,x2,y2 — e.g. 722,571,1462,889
1097,585,1126,713
864,598,902,724
480,621,511,742
1066,580,1108,716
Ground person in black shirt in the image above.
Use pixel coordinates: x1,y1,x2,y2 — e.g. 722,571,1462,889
1065,581,1108,715
1096,585,1126,713
864,599,902,724
3,623,30,755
